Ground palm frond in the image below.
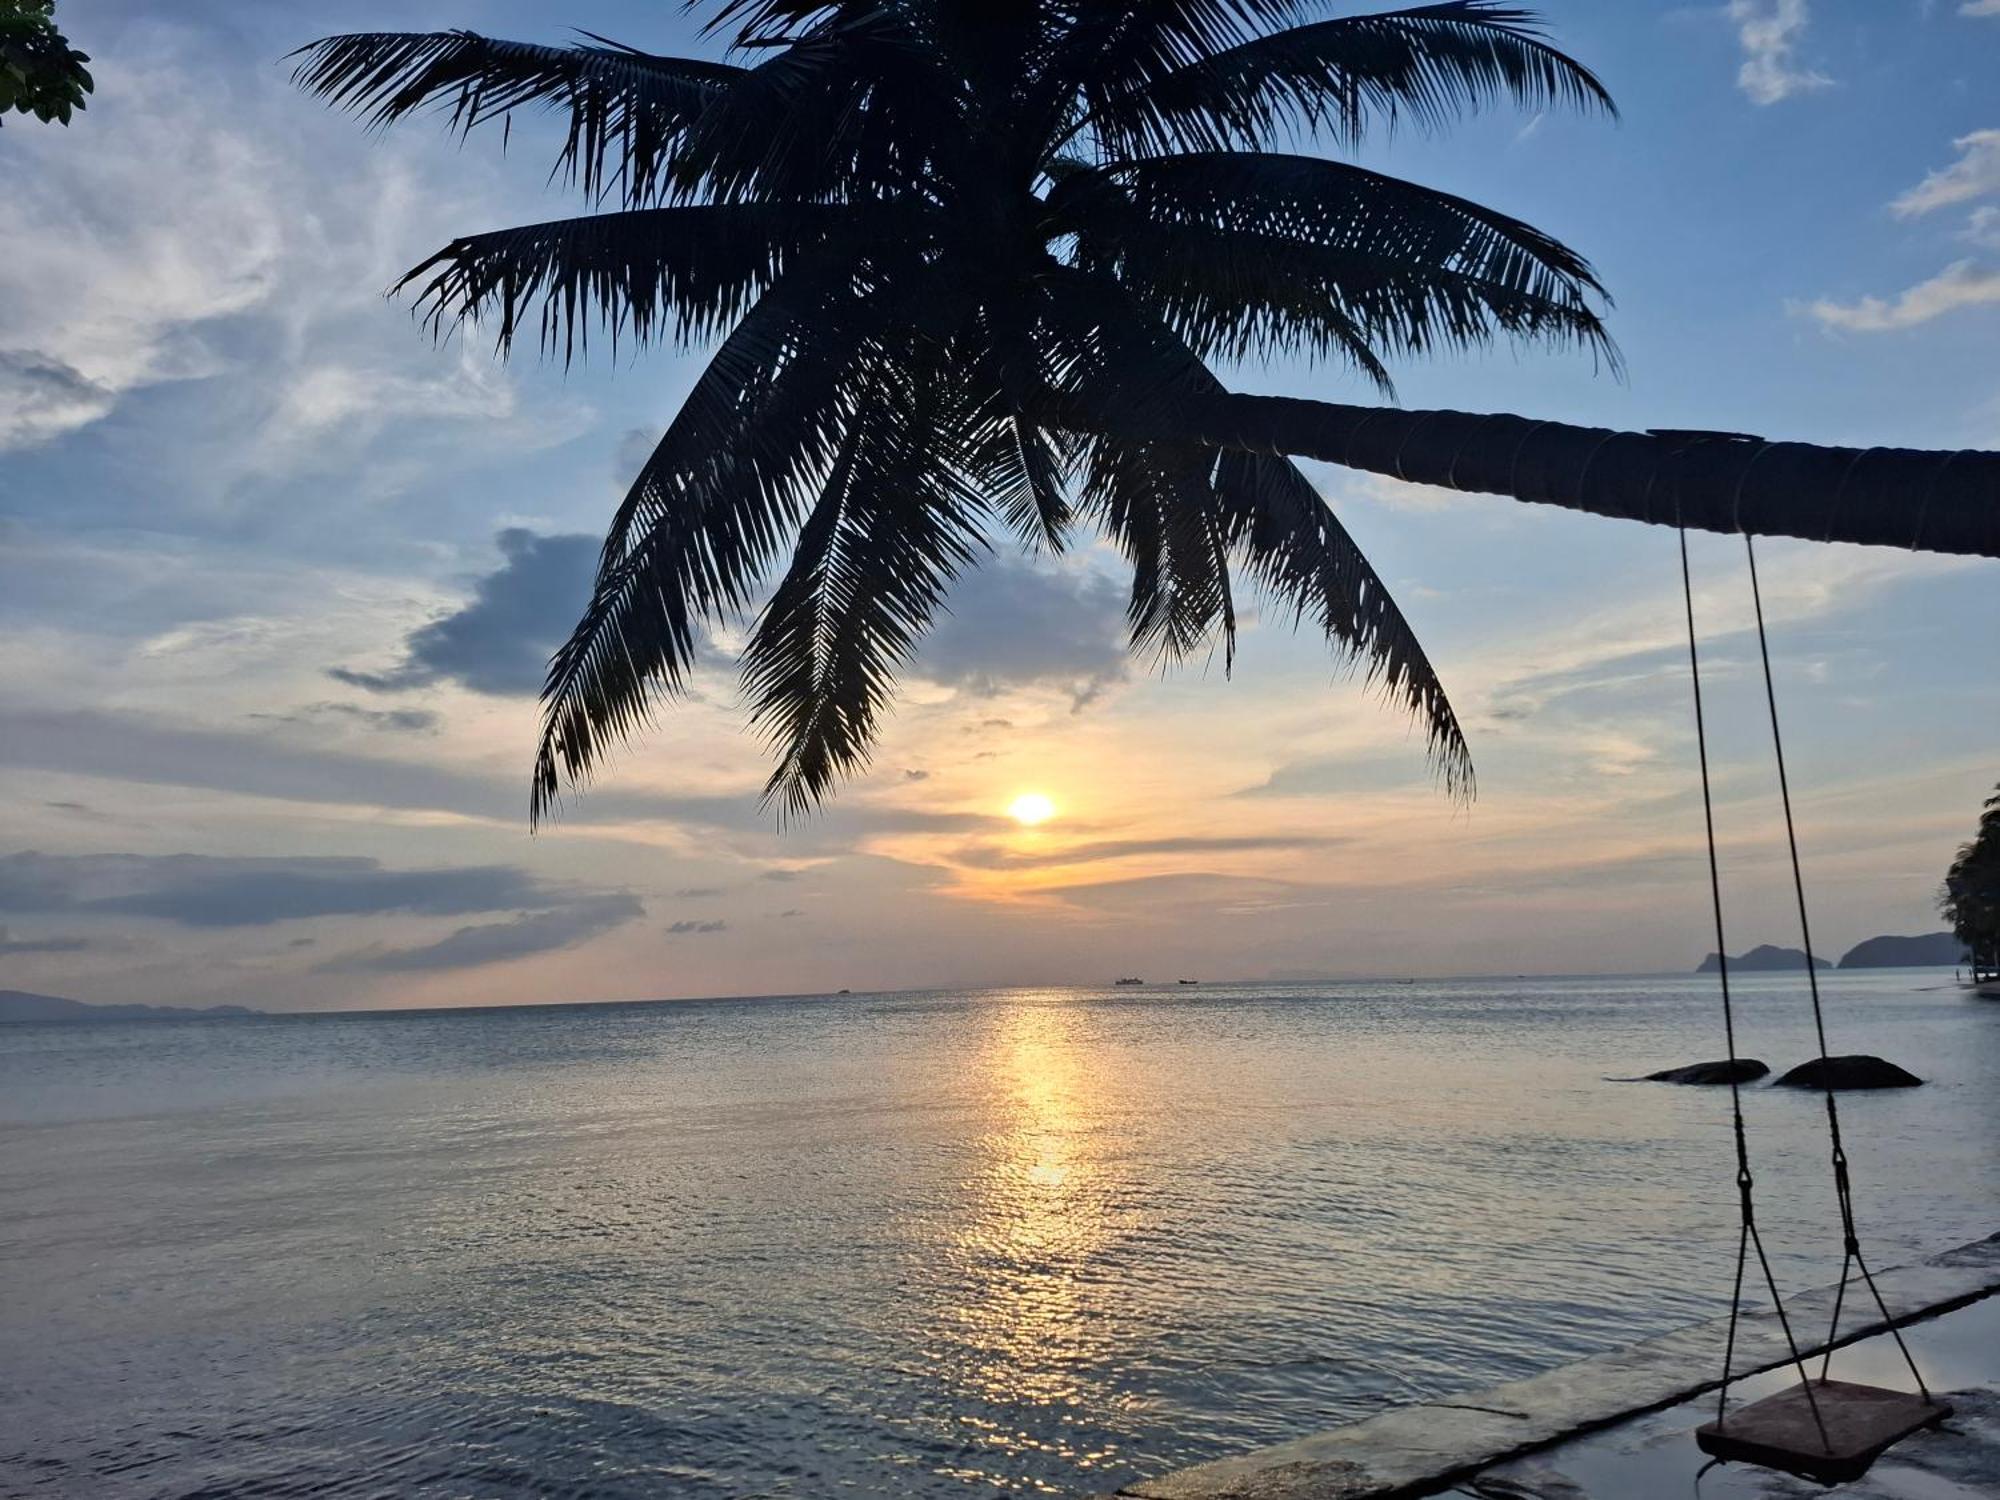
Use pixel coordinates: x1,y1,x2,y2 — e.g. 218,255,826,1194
289,31,742,204
1080,1,1614,157
532,270,886,826
741,357,987,818
956,309,1083,550
1045,272,1473,794
1212,444,1471,796
396,201,920,362
1057,151,1615,378
669,8,962,204
1080,431,1238,665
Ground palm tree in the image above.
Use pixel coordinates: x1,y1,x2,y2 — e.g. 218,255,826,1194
293,2,1999,821
1942,783,2000,969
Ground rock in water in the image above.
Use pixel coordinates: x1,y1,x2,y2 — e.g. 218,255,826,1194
1775,1055,1924,1090
1639,1059,1770,1085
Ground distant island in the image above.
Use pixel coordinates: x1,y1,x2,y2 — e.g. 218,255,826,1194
1696,934,1971,974
1695,944,1830,974
1836,933,1969,969
0,989,260,1023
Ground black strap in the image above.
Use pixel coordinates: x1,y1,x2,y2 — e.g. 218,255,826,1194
1741,535,1932,1401
1678,526,1828,1447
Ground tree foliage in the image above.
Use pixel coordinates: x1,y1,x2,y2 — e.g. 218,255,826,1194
1,0,90,128
1942,783,2000,960
294,2,1619,821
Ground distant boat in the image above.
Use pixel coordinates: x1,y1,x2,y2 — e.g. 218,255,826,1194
1177,978,1198,986
837,988,851,995
1114,977,1144,986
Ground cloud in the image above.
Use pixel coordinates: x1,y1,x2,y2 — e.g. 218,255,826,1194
1962,1,2000,16
0,850,614,929
0,353,116,451
249,703,439,734
1965,207,2000,250
44,800,113,822
1337,472,1485,515
332,529,600,697
952,834,1349,870
1034,870,1321,914
318,895,644,974
1801,261,2000,332
1727,0,1832,105
615,427,657,475
0,52,283,451
1231,751,1453,799
666,918,729,935
1891,130,2000,219
675,886,725,898
0,706,1001,850
0,924,96,956
916,555,1129,709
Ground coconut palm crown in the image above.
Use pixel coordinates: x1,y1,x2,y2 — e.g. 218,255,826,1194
295,2,1993,824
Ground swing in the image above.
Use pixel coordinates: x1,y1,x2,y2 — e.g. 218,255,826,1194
1672,528,1951,1486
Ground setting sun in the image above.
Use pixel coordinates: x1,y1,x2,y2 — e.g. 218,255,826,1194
1007,793,1057,826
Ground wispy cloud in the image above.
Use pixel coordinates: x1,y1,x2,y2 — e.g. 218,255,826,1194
318,895,644,974
1960,0,2000,16
1801,260,2000,332
1727,0,1832,105
1891,130,2000,219
951,834,1350,872
0,54,281,449
0,924,97,956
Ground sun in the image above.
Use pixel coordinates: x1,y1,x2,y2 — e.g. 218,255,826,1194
1007,792,1057,826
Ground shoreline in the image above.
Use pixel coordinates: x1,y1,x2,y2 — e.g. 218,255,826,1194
1116,1231,2000,1500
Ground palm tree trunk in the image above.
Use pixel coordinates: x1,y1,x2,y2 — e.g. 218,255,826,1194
1049,390,2000,559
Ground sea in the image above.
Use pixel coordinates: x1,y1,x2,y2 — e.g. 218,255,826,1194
2,971,1995,1498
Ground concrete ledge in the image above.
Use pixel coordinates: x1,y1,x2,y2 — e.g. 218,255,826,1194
1119,1232,2000,1500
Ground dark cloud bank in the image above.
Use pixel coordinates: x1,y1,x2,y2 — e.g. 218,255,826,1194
916,556,1129,709
333,529,599,696
0,851,643,973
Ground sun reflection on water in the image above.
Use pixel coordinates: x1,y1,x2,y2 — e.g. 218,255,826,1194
922,996,1142,1480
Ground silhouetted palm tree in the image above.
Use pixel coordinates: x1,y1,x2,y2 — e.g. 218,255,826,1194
294,2,1999,820
1942,783,2000,964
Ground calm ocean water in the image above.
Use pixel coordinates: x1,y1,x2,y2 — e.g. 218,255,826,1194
2,973,1995,1498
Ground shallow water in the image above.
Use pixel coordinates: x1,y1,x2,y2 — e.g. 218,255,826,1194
2,973,1995,1497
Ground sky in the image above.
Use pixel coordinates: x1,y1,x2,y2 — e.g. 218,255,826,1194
2,0,1996,1011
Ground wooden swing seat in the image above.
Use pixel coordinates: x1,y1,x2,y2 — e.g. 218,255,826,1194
1695,1379,1952,1484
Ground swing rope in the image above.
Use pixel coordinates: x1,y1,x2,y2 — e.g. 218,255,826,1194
1741,535,1932,1402
1676,526,1828,1448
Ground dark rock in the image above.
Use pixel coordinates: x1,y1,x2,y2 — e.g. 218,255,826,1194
1641,1059,1771,1085
1838,932,1970,969
1775,1055,1924,1090
1696,944,1830,973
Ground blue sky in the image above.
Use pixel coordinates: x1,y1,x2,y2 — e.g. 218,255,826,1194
2,0,1995,1009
